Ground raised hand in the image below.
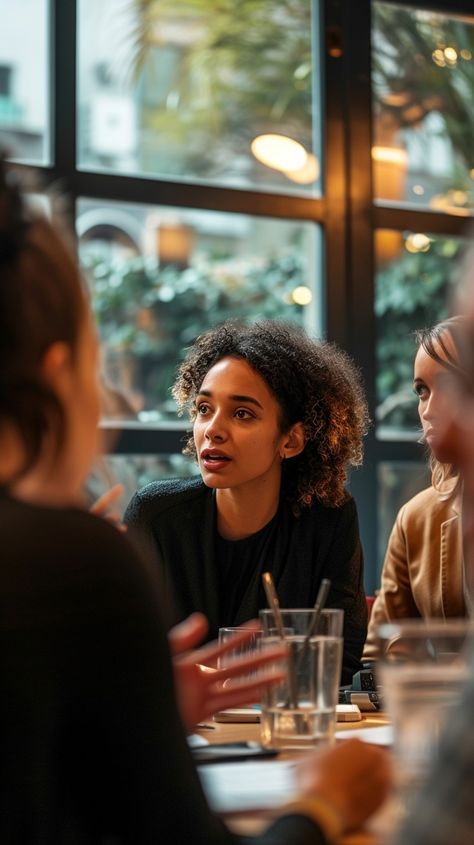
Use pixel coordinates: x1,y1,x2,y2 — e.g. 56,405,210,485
297,738,392,833
89,483,126,532
169,613,286,732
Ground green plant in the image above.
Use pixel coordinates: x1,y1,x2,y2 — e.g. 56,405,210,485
85,250,306,417
375,237,464,432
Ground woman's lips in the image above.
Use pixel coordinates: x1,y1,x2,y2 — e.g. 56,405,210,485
201,453,232,472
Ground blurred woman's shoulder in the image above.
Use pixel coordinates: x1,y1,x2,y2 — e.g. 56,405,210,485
0,493,162,614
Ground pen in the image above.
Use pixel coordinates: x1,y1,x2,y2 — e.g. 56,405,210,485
262,571,298,709
296,578,332,672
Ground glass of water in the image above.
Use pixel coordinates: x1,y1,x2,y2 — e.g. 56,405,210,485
259,608,343,749
378,618,474,810
217,627,262,673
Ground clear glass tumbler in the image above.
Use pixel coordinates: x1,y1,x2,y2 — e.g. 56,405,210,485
259,608,343,749
378,618,474,810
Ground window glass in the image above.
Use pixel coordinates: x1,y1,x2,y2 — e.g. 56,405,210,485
375,229,465,440
77,0,320,195
372,3,474,214
0,0,49,163
78,198,322,423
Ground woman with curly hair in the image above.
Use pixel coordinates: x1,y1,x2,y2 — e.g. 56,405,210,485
125,320,370,683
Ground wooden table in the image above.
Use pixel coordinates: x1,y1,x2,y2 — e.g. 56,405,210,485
197,711,392,844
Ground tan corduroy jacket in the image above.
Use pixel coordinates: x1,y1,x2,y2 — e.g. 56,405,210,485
364,485,464,660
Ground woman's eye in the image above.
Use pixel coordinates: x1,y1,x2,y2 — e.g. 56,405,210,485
235,408,252,420
197,403,210,415
414,385,428,399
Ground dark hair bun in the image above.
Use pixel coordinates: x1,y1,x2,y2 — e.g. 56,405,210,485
0,157,28,264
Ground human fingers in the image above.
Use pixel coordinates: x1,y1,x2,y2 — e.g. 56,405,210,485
298,740,392,831
211,644,287,683
337,745,391,830
168,613,209,656
189,620,262,665
205,669,286,717
108,511,127,532
90,483,124,515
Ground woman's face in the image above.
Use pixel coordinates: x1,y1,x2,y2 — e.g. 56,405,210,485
413,336,462,464
193,356,293,496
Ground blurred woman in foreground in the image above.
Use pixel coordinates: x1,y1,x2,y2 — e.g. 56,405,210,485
0,162,389,843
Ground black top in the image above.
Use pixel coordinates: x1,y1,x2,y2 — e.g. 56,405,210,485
0,491,325,845
124,478,367,685
216,511,279,625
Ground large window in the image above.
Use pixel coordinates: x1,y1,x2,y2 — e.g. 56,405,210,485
366,0,474,584
373,4,474,213
78,0,321,196
1,0,473,589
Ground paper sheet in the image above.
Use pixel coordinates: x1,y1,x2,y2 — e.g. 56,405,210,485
187,733,210,748
198,759,298,812
335,725,393,746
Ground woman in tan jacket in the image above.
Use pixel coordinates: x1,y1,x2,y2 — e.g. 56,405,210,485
364,316,467,660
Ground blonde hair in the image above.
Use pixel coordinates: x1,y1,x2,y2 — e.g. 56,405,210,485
415,316,466,502
430,455,460,501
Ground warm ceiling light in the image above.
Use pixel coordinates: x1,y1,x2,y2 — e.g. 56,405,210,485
432,48,446,67
444,47,458,64
284,153,320,184
405,233,431,254
381,92,410,107
429,192,471,216
372,146,408,165
251,134,307,172
291,285,313,306
452,190,468,205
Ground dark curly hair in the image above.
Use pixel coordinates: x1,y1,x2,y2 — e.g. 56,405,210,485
172,320,369,510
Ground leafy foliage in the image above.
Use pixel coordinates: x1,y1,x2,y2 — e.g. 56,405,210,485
373,5,474,176
97,2,474,434
85,250,306,418
375,237,464,433
128,0,313,187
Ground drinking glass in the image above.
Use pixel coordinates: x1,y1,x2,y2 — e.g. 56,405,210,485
217,627,262,668
378,618,474,810
259,608,343,749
